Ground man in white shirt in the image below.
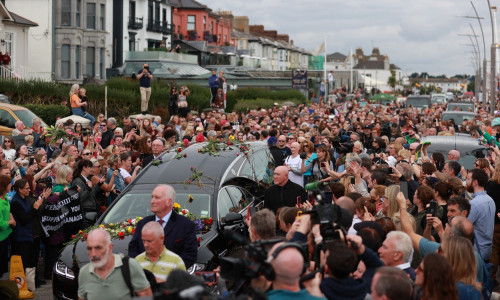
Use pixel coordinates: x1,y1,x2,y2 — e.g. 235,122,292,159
328,71,334,92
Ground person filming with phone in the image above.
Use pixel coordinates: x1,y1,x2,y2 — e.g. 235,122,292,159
137,63,153,115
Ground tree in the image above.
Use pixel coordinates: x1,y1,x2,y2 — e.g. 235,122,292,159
410,72,419,78
388,70,397,91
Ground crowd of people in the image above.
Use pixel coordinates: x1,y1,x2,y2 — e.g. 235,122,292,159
0,84,499,299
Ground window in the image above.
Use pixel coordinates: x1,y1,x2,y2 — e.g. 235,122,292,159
4,32,13,55
76,0,81,27
75,45,80,78
0,109,16,128
129,1,136,20
154,4,160,23
224,35,227,42
129,33,136,51
61,44,70,79
86,47,95,77
203,16,206,30
100,48,104,78
187,15,195,31
100,4,105,30
61,0,71,26
217,188,235,221
86,3,96,29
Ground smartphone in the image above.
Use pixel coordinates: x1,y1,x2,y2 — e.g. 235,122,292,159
194,272,217,285
403,132,410,136
320,162,326,168
350,177,355,184
28,157,35,166
246,207,257,220
387,167,394,175
427,200,437,217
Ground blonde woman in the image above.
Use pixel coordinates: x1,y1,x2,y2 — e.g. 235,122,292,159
442,236,481,299
69,84,95,124
381,185,401,220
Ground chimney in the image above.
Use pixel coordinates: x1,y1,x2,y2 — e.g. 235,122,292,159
290,40,294,45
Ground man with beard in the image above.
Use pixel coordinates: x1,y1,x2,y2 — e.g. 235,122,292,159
78,228,152,300
466,169,496,261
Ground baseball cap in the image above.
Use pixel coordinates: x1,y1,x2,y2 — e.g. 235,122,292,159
492,117,500,127
267,136,277,146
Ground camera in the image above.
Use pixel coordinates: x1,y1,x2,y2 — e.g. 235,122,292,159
220,231,284,296
427,200,437,217
38,177,53,190
300,152,307,159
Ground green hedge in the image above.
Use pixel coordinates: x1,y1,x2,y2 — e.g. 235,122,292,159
23,104,70,125
0,78,306,123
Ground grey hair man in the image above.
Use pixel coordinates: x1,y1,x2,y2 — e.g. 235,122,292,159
378,231,415,281
78,228,152,299
135,221,185,282
371,267,412,300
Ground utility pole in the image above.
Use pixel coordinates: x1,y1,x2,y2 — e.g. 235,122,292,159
459,31,481,97
489,4,497,115
463,2,486,105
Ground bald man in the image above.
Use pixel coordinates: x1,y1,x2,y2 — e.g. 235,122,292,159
266,242,325,299
447,150,460,161
264,166,307,213
128,185,197,268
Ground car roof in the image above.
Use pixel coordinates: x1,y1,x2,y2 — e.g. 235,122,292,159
132,140,268,192
441,111,475,116
0,103,28,111
421,134,488,156
407,95,430,98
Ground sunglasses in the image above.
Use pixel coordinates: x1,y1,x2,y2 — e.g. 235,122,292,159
83,153,92,156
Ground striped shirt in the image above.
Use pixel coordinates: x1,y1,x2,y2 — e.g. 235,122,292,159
135,247,186,281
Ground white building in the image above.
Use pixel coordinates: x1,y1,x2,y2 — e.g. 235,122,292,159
1,0,45,80
108,0,173,70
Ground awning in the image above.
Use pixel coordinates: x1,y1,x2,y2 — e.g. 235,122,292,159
122,61,210,78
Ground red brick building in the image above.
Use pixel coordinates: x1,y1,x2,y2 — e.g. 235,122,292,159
170,0,232,46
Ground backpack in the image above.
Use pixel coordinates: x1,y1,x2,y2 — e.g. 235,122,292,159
121,256,159,295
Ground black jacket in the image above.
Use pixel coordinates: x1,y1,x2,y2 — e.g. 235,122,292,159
264,180,307,213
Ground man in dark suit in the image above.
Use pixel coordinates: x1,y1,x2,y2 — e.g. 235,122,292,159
142,138,165,168
264,166,307,213
128,184,197,268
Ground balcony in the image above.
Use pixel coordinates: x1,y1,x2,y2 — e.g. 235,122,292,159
147,21,174,35
128,17,143,30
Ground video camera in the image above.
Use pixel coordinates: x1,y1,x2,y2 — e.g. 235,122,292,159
331,136,353,154
302,184,345,242
220,231,294,296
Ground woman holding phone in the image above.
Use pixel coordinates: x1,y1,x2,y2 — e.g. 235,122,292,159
301,145,338,183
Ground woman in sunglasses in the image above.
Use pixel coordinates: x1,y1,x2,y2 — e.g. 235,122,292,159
2,138,16,162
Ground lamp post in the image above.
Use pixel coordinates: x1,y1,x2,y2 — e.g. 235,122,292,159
488,3,497,115
467,1,487,105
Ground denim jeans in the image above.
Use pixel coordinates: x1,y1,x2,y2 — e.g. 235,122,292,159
72,107,95,124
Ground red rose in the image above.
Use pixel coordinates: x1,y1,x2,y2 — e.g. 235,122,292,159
132,228,136,234
183,154,187,158
177,147,182,152
71,235,76,239
236,153,240,156
127,219,132,224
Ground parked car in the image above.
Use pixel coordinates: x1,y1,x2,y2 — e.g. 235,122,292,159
406,95,431,108
441,111,475,127
0,103,47,136
431,93,446,105
446,101,475,112
421,134,489,169
52,141,274,300
0,94,10,103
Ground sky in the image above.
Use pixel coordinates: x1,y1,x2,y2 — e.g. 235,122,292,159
207,0,500,77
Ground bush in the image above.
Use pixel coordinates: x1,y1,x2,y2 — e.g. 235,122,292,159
23,104,70,125
233,99,303,113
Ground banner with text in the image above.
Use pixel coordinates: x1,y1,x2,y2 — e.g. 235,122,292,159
41,188,83,234
292,69,308,89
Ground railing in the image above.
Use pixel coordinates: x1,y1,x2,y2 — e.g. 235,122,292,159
0,65,51,81
128,17,143,30
147,21,174,35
